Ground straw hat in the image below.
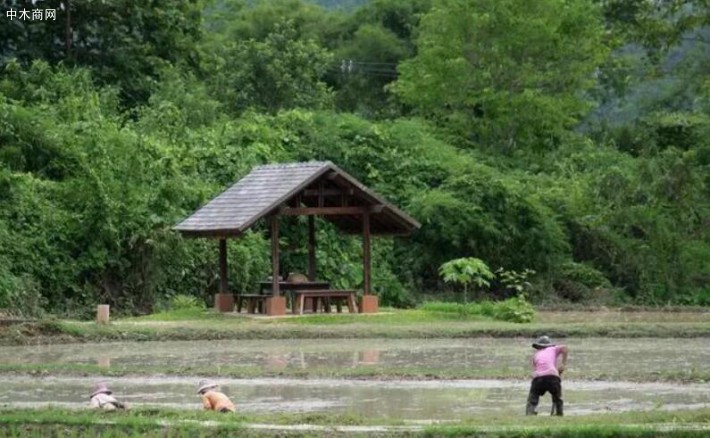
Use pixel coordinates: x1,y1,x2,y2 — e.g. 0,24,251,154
90,382,112,398
197,379,218,394
532,335,555,349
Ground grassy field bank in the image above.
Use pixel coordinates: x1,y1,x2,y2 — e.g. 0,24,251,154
1,308,709,347
1,407,709,437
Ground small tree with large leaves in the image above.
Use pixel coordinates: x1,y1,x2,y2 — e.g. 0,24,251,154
439,257,495,303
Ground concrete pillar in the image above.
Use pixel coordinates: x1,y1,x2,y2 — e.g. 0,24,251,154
96,305,110,324
214,293,234,313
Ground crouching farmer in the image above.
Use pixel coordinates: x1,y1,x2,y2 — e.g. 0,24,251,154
89,382,126,410
526,335,567,416
197,379,236,413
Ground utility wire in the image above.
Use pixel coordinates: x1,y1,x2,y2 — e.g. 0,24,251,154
333,59,399,77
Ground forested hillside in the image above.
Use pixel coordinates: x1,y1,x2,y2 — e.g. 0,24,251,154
1,0,708,316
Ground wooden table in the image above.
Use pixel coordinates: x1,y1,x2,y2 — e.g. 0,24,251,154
258,281,331,313
259,281,331,293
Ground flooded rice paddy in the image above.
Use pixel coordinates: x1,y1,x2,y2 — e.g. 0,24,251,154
1,376,709,418
0,338,707,377
0,338,708,419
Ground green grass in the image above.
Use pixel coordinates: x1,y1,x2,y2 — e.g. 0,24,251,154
1,407,709,437
271,308,491,325
121,308,235,322
123,306,708,326
5,424,708,438
0,408,245,437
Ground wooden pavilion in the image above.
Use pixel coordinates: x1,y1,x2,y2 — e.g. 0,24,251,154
174,161,420,315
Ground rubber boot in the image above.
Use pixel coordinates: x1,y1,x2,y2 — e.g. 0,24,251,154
553,400,563,416
526,402,538,416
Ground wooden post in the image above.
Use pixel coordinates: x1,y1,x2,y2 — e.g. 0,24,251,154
308,215,316,281
271,216,280,296
219,239,228,294
96,305,110,324
266,215,286,316
214,238,234,312
363,212,371,295
360,212,378,313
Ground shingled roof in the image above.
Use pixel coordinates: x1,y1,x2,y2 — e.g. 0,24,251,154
174,161,420,237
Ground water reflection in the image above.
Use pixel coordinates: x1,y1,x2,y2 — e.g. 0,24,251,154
266,353,289,370
96,356,111,368
359,349,380,365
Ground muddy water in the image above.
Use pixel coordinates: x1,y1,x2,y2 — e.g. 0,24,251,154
1,376,709,418
1,338,708,418
0,338,707,378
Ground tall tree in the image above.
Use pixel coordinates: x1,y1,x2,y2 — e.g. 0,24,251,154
206,0,343,43
217,20,334,114
0,0,204,107
395,0,609,152
330,0,431,116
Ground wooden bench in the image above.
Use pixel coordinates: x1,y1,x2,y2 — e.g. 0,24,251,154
293,290,357,315
236,294,268,314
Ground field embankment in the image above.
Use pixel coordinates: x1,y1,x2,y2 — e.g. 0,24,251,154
1,309,709,347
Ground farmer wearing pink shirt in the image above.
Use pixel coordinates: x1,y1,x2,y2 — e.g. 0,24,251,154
526,335,568,416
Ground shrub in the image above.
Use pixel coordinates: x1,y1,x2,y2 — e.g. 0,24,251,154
558,262,611,288
553,261,611,303
169,294,205,311
420,296,535,323
429,302,463,313
492,295,536,323
496,267,536,298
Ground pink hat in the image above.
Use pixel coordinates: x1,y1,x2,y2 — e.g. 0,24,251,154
90,382,112,398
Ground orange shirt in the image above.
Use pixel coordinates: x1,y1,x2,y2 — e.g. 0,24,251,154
201,390,236,412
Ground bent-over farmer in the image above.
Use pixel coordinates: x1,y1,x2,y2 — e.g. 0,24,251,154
526,335,567,416
197,379,236,413
89,382,127,410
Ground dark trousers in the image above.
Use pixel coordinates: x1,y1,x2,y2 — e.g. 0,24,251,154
526,375,563,416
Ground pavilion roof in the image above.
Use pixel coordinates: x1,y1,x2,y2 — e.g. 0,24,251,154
174,161,420,237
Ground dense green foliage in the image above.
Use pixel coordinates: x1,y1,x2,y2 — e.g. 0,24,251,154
1,0,709,316
421,298,535,323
